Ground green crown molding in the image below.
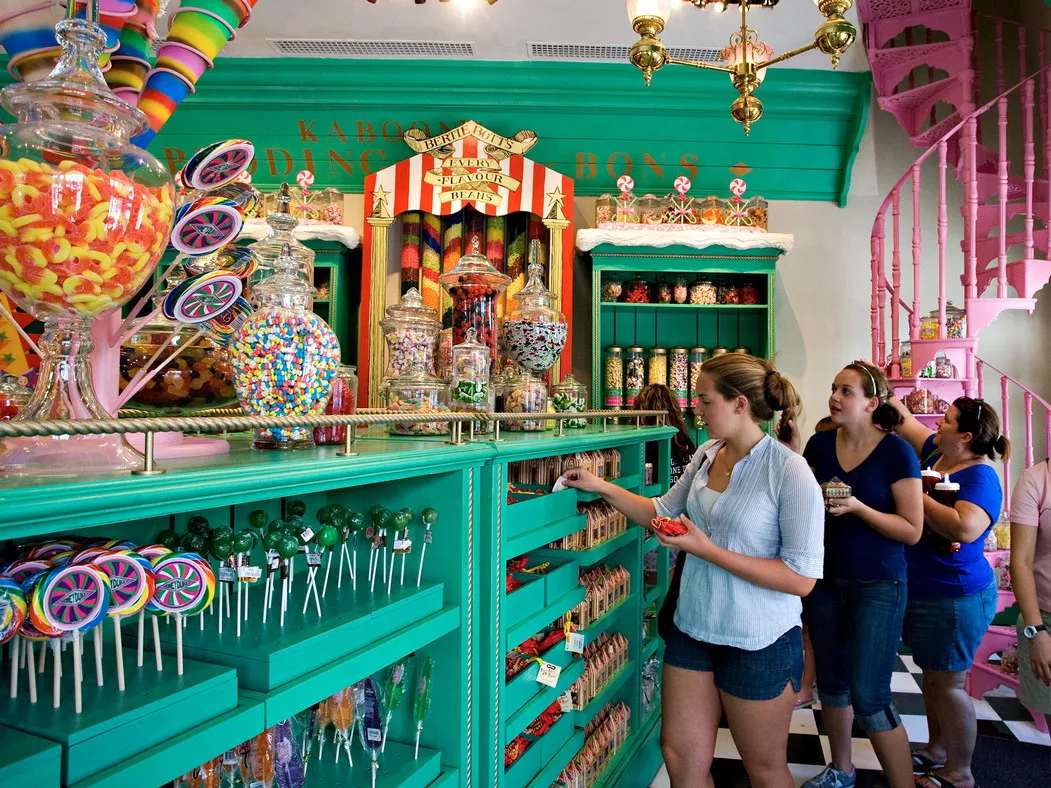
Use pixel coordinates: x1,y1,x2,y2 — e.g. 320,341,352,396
0,57,871,203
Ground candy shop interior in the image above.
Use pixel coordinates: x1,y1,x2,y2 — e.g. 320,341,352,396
1,0,1051,787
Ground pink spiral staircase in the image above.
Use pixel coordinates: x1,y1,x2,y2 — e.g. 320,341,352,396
858,0,1049,733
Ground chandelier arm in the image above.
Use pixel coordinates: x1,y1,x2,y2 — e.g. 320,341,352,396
758,40,820,68
665,56,733,73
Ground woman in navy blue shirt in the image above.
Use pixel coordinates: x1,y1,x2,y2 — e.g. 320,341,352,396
801,362,923,788
892,396,1009,788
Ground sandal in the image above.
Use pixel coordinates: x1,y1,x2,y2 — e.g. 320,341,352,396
915,774,979,788
911,750,945,775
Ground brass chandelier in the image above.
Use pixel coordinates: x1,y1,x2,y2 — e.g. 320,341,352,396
627,0,857,134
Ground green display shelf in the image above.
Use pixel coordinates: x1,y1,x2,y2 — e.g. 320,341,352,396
644,585,660,607
504,741,543,788
504,642,579,722
505,659,586,743
540,714,576,763
505,574,545,631
0,648,238,785
504,488,578,539
526,728,584,788
157,581,444,692
577,472,641,502
601,706,664,788
504,585,587,651
306,739,440,788
533,529,639,569
505,513,586,559
642,637,661,662
642,534,660,553
426,770,460,788
580,594,634,646
69,699,265,788
642,483,663,498
0,723,61,787
573,661,634,730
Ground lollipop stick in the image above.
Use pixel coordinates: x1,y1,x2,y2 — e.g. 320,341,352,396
322,549,333,598
115,306,162,347
417,538,429,587
382,718,390,754
387,551,395,594
93,626,104,686
9,637,17,699
218,583,224,636
52,640,61,709
115,329,206,409
290,555,295,591
116,254,186,337
237,574,242,638
337,540,345,590
25,640,37,705
225,579,232,618
0,301,41,356
137,611,144,667
352,543,357,590
311,568,322,616
262,572,271,625
372,761,378,788
370,549,379,593
113,616,125,692
415,722,422,760
400,551,407,587
152,617,163,672
175,613,184,676
382,537,388,583
280,575,288,628
199,609,204,630
71,632,81,713
38,639,47,673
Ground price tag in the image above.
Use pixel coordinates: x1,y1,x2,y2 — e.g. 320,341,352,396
300,527,315,543
424,531,434,544
558,691,574,712
218,567,236,583
393,538,411,552
536,660,561,688
565,632,585,653
270,558,280,570
306,552,322,567
239,566,262,581
266,549,278,563
250,782,267,788
366,727,383,743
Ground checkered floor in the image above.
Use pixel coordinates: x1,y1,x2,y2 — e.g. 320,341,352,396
649,654,1049,788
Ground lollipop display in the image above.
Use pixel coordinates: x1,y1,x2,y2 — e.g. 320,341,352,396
93,550,153,691
151,553,213,675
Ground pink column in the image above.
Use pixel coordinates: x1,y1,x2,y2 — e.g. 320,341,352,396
1024,391,1034,469
938,141,948,337
976,359,985,400
890,188,901,375
964,117,979,305
1001,375,1012,513
911,165,922,340
996,21,1009,297
876,213,887,366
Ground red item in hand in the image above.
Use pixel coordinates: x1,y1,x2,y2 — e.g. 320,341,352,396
651,516,688,536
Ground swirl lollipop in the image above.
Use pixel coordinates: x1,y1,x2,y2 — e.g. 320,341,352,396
1,577,26,702
94,552,154,691
171,198,243,256
183,244,259,278
181,140,225,188
151,553,213,675
27,542,80,561
674,176,692,195
729,178,747,198
6,559,53,587
188,139,255,191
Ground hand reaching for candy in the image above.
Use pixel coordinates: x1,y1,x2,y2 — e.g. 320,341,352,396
650,516,688,537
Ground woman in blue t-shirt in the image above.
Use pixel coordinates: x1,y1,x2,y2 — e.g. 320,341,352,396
892,396,1009,788
801,362,923,788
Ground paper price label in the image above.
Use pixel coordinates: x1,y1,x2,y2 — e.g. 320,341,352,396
218,567,236,582
250,782,267,788
270,558,280,570
565,632,585,653
306,552,322,567
558,691,574,712
266,549,278,563
424,531,434,544
239,566,262,580
366,727,383,743
536,660,561,687
300,527,315,543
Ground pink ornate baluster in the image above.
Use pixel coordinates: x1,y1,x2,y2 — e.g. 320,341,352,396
976,359,985,400
1024,391,1034,469
911,164,922,341
1001,374,1012,514
997,21,1009,298
876,213,887,367
1022,30,1036,263
964,117,979,305
1045,33,1051,263
973,11,982,145
938,140,948,337
890,187,901,376
964,347,976,398
870,219,880,365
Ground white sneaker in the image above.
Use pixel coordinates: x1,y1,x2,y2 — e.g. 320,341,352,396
801,764,857,788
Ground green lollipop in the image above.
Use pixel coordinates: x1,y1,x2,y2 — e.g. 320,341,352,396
329,503,348,520
156,529,180,549
421,508,438,525
287,500,307,518
263,531,283,551
317,505,333,525
368,504,383,518
267,519,286,534
181,531,206,553
317,525,339,548
348,512,365,532
187,515,211,535
248,509,268,530
392,510,412,531
211,525,234,542
277,535,299,560
233,531,255,554
212,537,234,561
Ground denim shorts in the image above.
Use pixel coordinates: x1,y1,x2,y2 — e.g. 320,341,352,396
803,578,906,734
903,583,998,672
663,623,802,701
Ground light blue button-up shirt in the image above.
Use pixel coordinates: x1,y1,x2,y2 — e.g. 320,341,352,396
654,435,825,650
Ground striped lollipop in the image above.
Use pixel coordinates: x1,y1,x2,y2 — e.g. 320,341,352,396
617,175,634,193
27,542,80,561
151,553,214,675
36,565,111,635
674,176,692,195
729,178,747,198
6,559,53,587
94,551,155,691
0,577,25,645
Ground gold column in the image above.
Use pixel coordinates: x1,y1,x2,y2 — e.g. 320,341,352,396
367,187,394,406
542,187,570,385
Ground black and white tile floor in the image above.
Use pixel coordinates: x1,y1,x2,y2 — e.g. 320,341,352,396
649,655,1049,787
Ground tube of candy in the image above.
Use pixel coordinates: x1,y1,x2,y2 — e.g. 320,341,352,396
413,656,434,759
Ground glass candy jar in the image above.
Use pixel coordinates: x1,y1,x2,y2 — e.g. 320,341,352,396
699,196,725,226
604,346,624,408
230,244,340,450
648,347,668,386
669,347,689,407
313,365,358,445
689,347,709,409
718,279,740,304
595,194,616,225
746,196,769,230
504,261,568,374
623,276,651,304
638,194,662,225
625,346,645,407
673,275,689,304
380,287,441,380
656,279,673,304
0,14,176,474
600,275,623,303
0,375,31,420
248,183,316,302
946,302,966,338
506,371,547,431
319,187,344,225
439,237,511,365
551,374,588,428
898,342,912,378
450,328,493,434
384,362,450,436
739,281,760,305
689,278,717,305
934,353,954,379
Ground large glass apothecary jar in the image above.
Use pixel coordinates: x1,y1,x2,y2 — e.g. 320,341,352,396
248,183,316,301
384,362,450,436
552,374,588,428
506,371,547,432
450,328,493,434
625,346,645,406
504,261,568,374
689,347,709,409
314,365,358,445
604,346,624,408
439,238,511,365
648,347,668,387
380,286,441,380
669,347,689,407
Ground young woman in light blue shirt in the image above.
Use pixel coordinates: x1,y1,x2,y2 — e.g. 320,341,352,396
563,353,825,788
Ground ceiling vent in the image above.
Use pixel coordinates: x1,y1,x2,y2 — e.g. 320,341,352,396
267,39,476,58
529,43,723,63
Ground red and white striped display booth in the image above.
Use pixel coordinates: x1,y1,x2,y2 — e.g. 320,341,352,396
359,120,574,406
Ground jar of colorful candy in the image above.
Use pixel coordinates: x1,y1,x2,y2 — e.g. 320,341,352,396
552,374,588,428
504,261,568,374
746,196,769,230
689,278,717,305
604,346,624,408
718,279,740,304
380,287,441,380
699,196,726,226
319,187,344,224
385,363,450,435
231,244,341,450
638,194,662,225
625,346,645,406
596,194,616,225
904,388,934,415
689,347,709,409
670,348,689,407
946,303,966,338
313,365,358,445
439,237,511,365
898,342,912,378
656,279,673,304
934,353,954,379
739,281,760,305
450,328,493,434
673,275,689,304
601,276,623,303
648,347,668,386
624,277,651,304
506,371,547,431
0,375,31,420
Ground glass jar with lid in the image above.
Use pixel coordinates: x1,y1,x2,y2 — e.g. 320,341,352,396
384,361,450,435
230,244,341,450
625,346,645,406
314,365,358,445
380,286,441,381
648,347,668,386
732,346,751,355
898,342,912,378
450,328,493,434
689,347,709,409
604,346,624,408
920,302,967,340
934,353,954,379
439,237,512,366
746,196,769,230
656,279,673,304
0,375,31,421
669,348,689,407
718,279,740,304
319,187,344,224
248,183,316,303
699,196,726,226
711,346,730,357
689,278,717,305
638,194,662,225
739,281,760,305
504,261,568,374
552,374,588,428
673,275,689,304
595,194,616,225
623,276,651,304
601,275,623,303
506,371,547,431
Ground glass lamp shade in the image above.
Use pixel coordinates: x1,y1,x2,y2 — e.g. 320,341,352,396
627,0,675,26
723,38,773,83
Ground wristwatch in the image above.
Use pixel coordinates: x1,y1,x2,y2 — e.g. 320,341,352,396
1023,624,1048,639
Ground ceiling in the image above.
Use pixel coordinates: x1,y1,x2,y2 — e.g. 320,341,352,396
215,0,867,70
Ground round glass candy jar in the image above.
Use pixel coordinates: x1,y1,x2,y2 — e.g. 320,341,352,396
689,347,709,409
504,261,568,374
506,371,547,431
385,362,450,436
439,237,511,365
450,328,493,434
313,364,358,445
595,194,616,225
648,347,668,386
380,286,440,379
248,183,315,302
604,346,624,408
669,347,689,407
625,346,645,406
0,15,176,474
230,244,341,450
551,374,588,428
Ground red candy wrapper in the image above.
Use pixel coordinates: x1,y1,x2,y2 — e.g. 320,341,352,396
650,516,688,537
